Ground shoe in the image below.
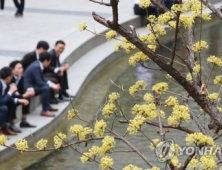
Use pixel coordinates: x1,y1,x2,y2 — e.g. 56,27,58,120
59,95,71,101
48,107,58,112
0,10,4,16
41,111,55,117
2,128,17,136
15,11,23,17
20,122,36,128
9,125,22,133
63,92,75,98
50,98,59,104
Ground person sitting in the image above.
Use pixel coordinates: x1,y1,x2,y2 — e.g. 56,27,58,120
43,40,73,102
21,40,49,70
9,60,35,132
133,0,158,18
23,52,60,117
0,67,29,135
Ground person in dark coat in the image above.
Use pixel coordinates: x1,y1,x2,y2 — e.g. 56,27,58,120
21,41,49,70
0,67,29,135
23,52,60,117
9,60,35,132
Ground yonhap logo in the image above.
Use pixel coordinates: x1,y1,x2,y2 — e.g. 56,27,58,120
155,140,175,162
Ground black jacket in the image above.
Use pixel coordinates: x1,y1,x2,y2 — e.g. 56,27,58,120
21,51,37,70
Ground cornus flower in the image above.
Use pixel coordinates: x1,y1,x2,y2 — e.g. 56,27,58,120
164,96,179,107
179,14,194,28
127,115,146,135
186,73,192,81
143,93,154,103
122,37,136,53
208,93,220,102
78,22,87,31
0,135,7,146
114,42,122,52
88,146,100,156
94,120,107,137
105,30,117,40
80,152,92,163
214,75,222,85
54,133,66,149
186,133,214,147
129,80,147,96
168,21,177,29
35,139,48,150
129,52,149,67
192,40,208,52
201,12,211,21
69,125,92,140
168,105,190,127
100,136,115,156
147,44,156,52
102,103,116,118
139,0,151,8
108,92,120,102
188,156,199,169
193,64,202,74
147,167,160,170
147,15,156,23
149,138,160,150
67,109,78,120
207,55,222,67
200,155,217,169
15,139,29,152
100,156,114,170
152,82,168,95
170,156,181,167
123,164,142,170
171,4,182,13
157,12,174,25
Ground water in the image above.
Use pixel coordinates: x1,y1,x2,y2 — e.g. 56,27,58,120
2,11,222,170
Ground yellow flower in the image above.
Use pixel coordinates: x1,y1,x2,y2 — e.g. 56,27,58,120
67,109,78,120
15,139,29,152
0,135,7,146
150,139,160,150
166,74,173,80
122,37,136,53
188,156,199,169
54,133,66,149
186,133,214,147
102,103,116,118
100,136,116,156
129,52,149,67
208,93,220,102
193,64,202,74
147,44,156,52
164,96,178,107
171,4,182,13
80,152,92,163
94,120,107,137
114,42,122,52
171,156,181,167
123,164,142,170
143,93,154,103
35,139,48,150
127,115,146,135
78,22,87,31
69,125,92,140
168,105,190,127
214,75,222,85
89,146,100,156
168,21,177,29
147,15,156,23
179,14,194,28
193,40,208,52
146,167,160,170
100,156,114,170
129,80,147,96
106,30,117,40
108,92,120,102
200,155,217,169
152,82,168,95
186,73,192,81
158,12,174,24
139,0,151,8
207,55,222,67
202,12,211,21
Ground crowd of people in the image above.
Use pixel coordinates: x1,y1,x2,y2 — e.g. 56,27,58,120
0,40,74,136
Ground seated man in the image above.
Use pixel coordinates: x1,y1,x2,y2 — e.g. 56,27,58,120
23,52,60,117
21,40,49,70
44,40,73,102
0,67,29,135
9,60,35,132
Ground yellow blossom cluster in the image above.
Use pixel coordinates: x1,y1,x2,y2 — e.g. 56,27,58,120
147,44,156,52
89,146,100,156
100,136,115,156
179,14,194,28
129,52,149,67
200,155,217,170
147,24,166,36
35,139,48,150
143,93,154,103
67,108,78,120
94,120,107,137
186,73,192,81
168,21,177,29
188,156,199,169
193,64,202,74
0,135,7,146
108,92,120,102
69,125,92,140
15,139,29,152
208,93,220,102
171,156,181,167
114,42,122,52
54,133,66,149
147,15,156,23
192,40,208,53
80,152,92,163
127,115,146,135
146,167,160,170
102,103,116,118
186,133,214,147
129,80,147,96
105,30,117,40
166,74,173,80
100,156,114,170
207,55,222,67
214,75,222,85
149,138,160,150
168,105,190,127
78,22,87,31
152,82,168,95
139,0,151,8
171,4,182,13
164,96,178,107
132,103,165,120
123,164,142,170
139,33,158,44
121,37,136,53
157,12,174,25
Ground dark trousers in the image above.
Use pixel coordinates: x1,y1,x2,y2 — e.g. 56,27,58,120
0,0,4,10
10,103,30,120
13,0,25,13
133,4,158,17
0,105,7,127
34,85,50,112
